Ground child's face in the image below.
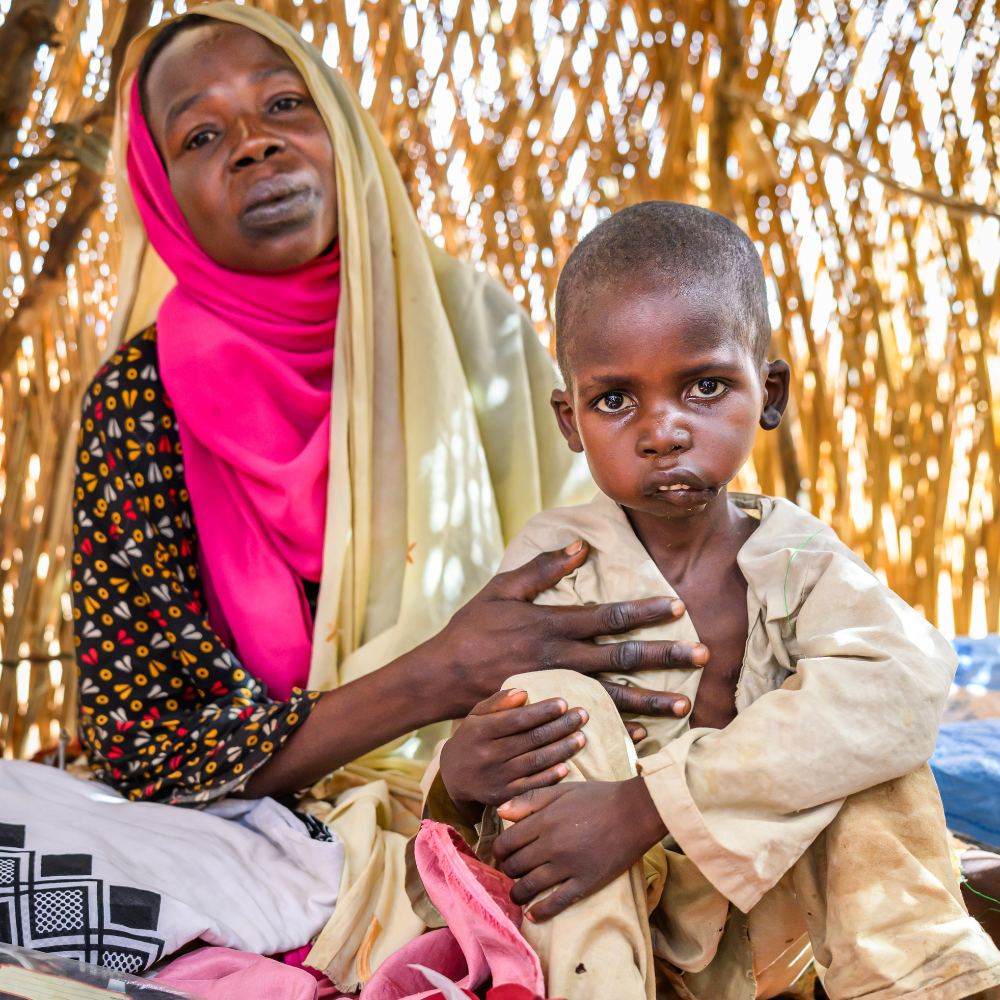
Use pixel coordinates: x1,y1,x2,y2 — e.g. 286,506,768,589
145,23,337,273
551,283,789,520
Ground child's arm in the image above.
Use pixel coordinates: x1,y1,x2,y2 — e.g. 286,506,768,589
439,689,589,825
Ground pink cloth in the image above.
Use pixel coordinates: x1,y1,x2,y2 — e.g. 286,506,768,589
155,945,542,1000
155,947,341,999
360,821,547,1000
154,822,553,1000
271,944,342,996
126,81,340,700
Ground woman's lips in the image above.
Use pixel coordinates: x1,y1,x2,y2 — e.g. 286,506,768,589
241,177,316,229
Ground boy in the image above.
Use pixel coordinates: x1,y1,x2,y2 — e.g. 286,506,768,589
428,202,1000,1000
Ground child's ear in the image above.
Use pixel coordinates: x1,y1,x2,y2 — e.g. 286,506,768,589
550,390,584,453
759,359,791,431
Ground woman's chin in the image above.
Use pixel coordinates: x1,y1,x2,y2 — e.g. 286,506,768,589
204,230,334,273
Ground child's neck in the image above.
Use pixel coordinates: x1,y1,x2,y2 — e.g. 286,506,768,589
623,487,756,584
623,488,758,730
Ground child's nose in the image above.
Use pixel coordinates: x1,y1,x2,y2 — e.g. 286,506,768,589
638,411,692,455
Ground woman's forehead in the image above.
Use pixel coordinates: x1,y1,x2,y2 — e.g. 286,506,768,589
149,22,297,99
145,22,302,131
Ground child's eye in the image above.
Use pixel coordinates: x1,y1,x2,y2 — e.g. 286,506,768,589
690,379,726,399
596,392,633,413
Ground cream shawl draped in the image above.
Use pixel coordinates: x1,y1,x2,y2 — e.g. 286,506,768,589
109,3,590,700
107,7,591,986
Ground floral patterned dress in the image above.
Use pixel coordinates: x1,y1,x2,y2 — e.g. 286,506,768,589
72,326,322,804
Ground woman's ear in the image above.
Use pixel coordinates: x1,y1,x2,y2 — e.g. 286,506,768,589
759,359,791,431
550,389,584,453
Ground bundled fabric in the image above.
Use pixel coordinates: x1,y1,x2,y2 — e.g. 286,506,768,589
0,761,343,971
358,820,547,1000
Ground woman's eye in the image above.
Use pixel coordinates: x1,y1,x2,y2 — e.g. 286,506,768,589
596,393,632,413
690,379,725,399
187,130,215,150
272,96,302,113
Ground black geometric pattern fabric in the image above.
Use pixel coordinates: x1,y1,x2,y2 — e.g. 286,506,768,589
0,847,165,971
73,327,321,804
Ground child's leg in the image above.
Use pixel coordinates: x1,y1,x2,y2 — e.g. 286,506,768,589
789,763,1000,1000
502,670,665,1000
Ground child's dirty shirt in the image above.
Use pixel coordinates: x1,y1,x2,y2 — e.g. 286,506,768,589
420,491,1000,1000
497,490,956,913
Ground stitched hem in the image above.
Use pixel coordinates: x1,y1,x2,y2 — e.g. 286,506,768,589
845,960,1000,1000
642,746,774,913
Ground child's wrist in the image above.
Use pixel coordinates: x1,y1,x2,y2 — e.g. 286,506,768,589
627,775,668,850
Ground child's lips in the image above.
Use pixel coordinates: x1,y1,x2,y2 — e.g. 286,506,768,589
646,476,717,502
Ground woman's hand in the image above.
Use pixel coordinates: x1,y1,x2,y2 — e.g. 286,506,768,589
419,540,708,720
439,689,589,825
242,540,701,800
492,777,667,921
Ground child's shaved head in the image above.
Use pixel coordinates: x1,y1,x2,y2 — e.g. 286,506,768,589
555,201,771,381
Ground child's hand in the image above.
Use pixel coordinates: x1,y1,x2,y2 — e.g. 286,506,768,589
439,689,589,825
492,776,667,921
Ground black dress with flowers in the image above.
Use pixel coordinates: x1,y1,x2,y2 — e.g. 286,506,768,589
72,326,321,804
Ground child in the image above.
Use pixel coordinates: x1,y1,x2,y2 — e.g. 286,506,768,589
428,202,1000,1000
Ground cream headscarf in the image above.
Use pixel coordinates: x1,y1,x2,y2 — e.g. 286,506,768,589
110,2,590,697
109,6,592,986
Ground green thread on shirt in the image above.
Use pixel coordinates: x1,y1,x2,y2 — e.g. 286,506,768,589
783,527,827,634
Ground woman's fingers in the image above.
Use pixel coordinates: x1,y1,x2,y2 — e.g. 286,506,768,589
488,541,591,602
624,720,647,743
558,596,687,639
601,682,691,719
538,634,708,676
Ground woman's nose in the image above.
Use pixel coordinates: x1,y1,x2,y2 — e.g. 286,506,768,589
230,126,285,170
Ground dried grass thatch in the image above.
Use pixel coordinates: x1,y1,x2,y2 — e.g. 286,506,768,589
0,0,997,757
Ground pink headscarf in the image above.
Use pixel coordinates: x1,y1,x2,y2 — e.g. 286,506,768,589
126,81,339,700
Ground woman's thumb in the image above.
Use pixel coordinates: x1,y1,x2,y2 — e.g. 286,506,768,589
491,541,589,601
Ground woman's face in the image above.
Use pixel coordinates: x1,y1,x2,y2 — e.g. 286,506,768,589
144,22,337,272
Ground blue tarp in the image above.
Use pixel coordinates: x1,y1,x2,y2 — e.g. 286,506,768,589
930,718,1000,849
925,637,1000,849
952,635,1000,690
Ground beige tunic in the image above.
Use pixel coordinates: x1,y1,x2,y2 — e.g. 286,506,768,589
458,494,1000,1000
498,490,956,914
422,490,1000,1000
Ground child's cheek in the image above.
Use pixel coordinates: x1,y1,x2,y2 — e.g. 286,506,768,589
578,418,644,503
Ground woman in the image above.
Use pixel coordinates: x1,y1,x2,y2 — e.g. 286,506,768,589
74,14,700,833
72,7,703,988
62,8,1000,996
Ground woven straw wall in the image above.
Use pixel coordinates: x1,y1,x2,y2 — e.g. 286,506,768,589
0,0,996,757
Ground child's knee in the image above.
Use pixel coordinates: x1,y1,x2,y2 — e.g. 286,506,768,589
503,669,615,715
504,671,637,782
